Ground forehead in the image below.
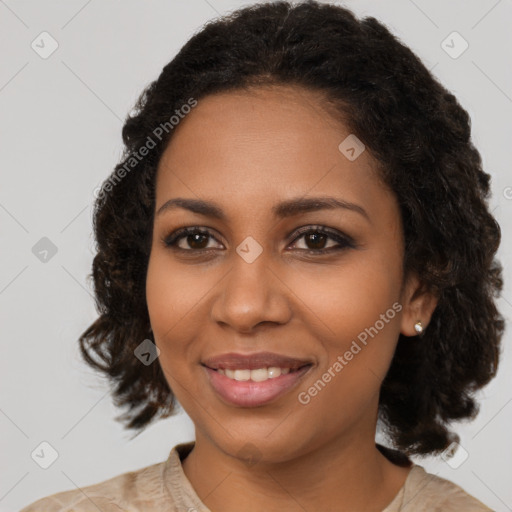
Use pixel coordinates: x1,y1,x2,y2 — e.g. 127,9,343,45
154,85,393,223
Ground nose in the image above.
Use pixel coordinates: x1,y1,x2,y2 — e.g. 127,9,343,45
210,251,292,333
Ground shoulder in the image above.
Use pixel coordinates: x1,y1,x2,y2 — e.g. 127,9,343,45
400,465,494,511
19,458,168,512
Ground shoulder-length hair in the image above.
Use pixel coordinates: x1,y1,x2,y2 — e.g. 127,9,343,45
80,0,504,456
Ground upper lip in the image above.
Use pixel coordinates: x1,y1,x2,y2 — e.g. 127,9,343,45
202,352,313,371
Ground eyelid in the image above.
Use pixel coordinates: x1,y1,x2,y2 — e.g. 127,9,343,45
163,226,225,250
162,224,356,252
289,225,355,248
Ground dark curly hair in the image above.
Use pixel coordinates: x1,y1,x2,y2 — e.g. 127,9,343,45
79,0,504,456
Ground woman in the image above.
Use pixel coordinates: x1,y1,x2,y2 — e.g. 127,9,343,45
21,1,504,510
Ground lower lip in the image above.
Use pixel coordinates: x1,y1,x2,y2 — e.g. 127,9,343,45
204,366,312,408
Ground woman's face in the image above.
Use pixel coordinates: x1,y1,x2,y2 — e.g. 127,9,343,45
146,84,419,463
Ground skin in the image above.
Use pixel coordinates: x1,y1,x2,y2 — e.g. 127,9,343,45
145,84,438,512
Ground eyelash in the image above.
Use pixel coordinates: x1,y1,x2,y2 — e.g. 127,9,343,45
161,225,356,255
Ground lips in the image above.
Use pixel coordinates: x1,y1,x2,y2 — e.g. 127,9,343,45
201,352,314,407
202,351,312,371
205,365,312,407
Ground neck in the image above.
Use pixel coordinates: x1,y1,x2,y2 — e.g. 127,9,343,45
181,427,411,512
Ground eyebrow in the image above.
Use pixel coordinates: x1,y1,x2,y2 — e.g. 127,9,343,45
156,196,370,222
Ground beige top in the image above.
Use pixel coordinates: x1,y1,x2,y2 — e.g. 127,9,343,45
20,442,493,512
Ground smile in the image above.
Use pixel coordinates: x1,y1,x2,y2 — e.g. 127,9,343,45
203,364,312,407
216,366,293,382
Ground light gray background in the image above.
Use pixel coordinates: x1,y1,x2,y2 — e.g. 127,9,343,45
1,0,511,510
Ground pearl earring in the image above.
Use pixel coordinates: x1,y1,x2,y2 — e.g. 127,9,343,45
414,321,423,334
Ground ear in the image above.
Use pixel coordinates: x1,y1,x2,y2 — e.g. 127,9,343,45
399,273,439,337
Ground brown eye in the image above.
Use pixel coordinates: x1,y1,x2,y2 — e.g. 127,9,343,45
303,232,329,250
163,225,355,255
184,232,210,249
290,226,354,253
163,227,223,251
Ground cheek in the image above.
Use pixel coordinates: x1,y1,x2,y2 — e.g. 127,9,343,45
145,254,198,402
293,311,400,441
288,250,403,402
145,251,223,387
146,250,212,333
285,248,402,341
145,252,196,358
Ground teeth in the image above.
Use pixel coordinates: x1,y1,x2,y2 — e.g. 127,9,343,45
217,366,295,382
233,369,251,381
